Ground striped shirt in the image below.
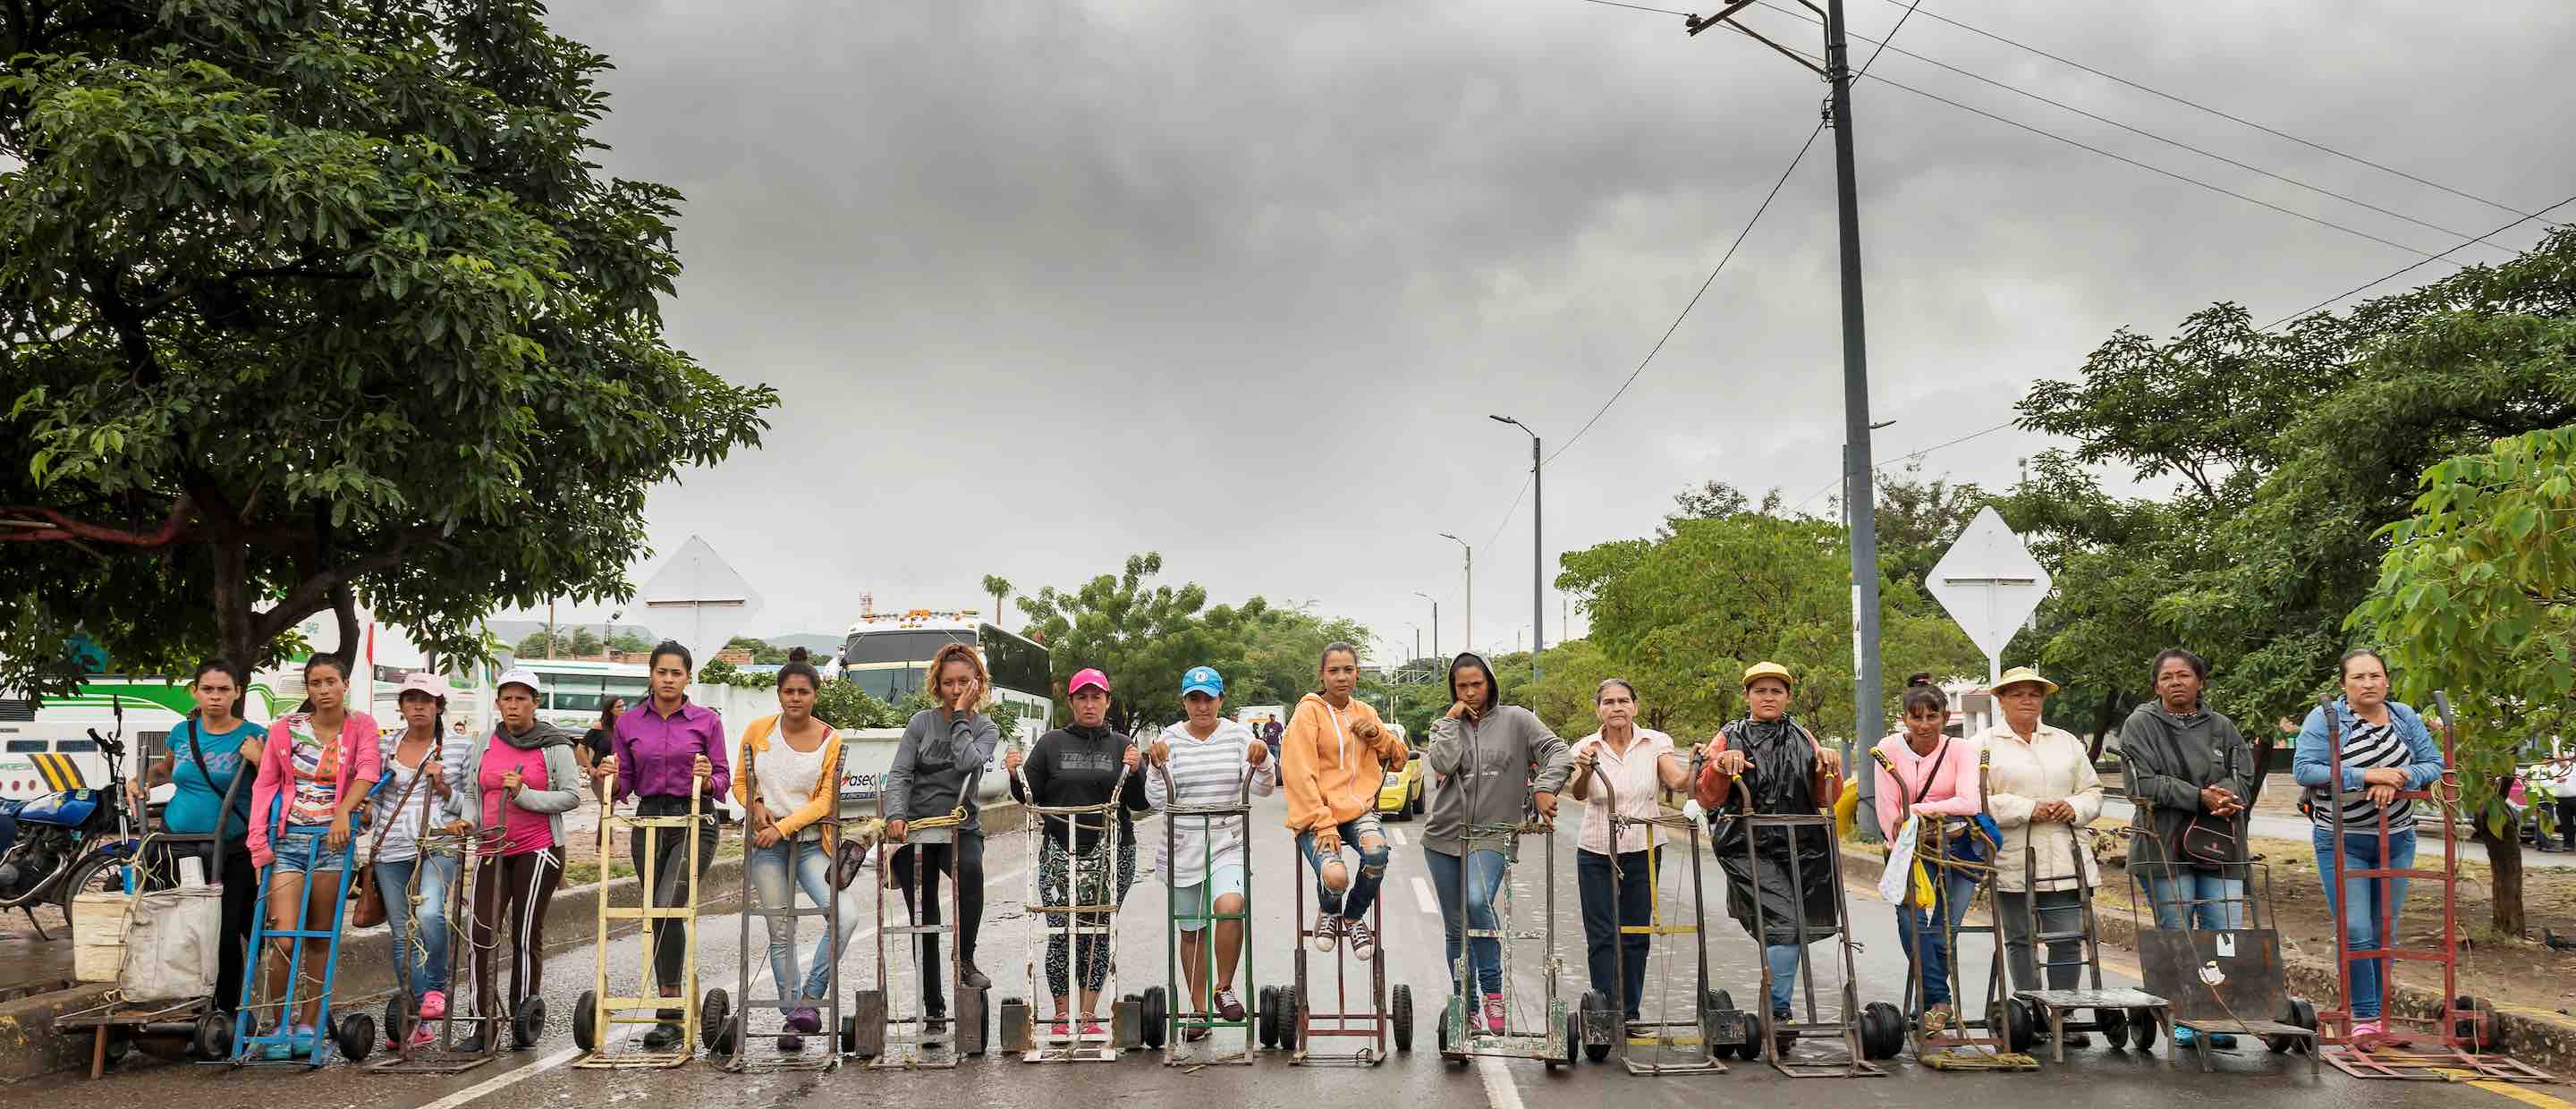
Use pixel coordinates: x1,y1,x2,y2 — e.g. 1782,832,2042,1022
1144,719,1278,884
2313,718,2414,832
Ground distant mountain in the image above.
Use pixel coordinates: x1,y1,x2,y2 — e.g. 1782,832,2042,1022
482,620,657,644
761,632,845,656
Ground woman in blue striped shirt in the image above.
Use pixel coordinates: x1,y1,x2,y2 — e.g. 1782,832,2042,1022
2292,648,2446,1044
1143,666,1276,1038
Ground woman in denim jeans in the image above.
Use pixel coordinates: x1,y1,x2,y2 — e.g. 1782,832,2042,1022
372,673,467,1048
2120,648,2256,1049
2293,648,2445,1044
1425,652,1570,1036
733,649,858,1051
1283,643,1409,963
1869,680,1983,1035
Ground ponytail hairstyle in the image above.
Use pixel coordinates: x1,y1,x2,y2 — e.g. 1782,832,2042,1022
648,639,694,673
1317,640,1360,683
1901,681,1949,718
776,646,821,692
296,652,351,714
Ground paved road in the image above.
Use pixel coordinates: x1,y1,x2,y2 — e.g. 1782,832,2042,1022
21,792,2567,1109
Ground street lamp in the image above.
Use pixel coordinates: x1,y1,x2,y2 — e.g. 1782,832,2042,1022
1438,533,1472,655
1490,415,1543,681
1412,590,1440,659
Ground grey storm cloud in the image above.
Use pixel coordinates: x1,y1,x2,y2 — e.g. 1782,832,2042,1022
507,0,2576,667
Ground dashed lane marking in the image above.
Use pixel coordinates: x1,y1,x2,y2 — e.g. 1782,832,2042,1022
1411,876,1440,916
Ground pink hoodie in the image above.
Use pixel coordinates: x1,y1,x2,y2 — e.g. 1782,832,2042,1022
247,711,384,868
1870,732,1982,841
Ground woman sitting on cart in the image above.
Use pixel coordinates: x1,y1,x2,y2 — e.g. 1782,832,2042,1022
885,643,1005,1019
1565,678,1684,1034
446,668,583,1052
1868,678,1984,1035
2120,648,2257,1049
734,648,857,1052
1976,666,2105,1046
245,653,383,1059
371,673,467,1050
1691,661,1842,1053
1284,643,1410,962
1144,665,1277,1041
127,659,265,1020
2292,648,2445,1045
1005,667,1149,1041
591,640,727,1052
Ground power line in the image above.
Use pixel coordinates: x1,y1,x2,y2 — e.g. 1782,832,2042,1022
1789,418,2017,515
1871,0,2540,222
1572,0,1691,13
1482,472,1534,551
2263,191,2576,330
1748,2,2521,255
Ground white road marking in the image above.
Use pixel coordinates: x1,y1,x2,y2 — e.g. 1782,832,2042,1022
1411,876,1440,915
1476,1054,1526,1109
1387,827,1407,847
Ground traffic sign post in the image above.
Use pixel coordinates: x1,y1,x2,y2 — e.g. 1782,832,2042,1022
1925,507,2052,685
637,535,764,672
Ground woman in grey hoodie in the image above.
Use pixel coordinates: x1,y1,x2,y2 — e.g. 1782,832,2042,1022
1422,652,1572,1037
2121,650,2256,902
440,669,584,1051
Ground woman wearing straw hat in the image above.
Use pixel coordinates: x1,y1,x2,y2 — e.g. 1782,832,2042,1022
1975,666,2105,1045
1692,661,1843,1054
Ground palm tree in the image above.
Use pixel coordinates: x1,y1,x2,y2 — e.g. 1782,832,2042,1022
982,574,1013,629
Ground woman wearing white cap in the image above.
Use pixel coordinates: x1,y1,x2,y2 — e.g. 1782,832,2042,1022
1144,665,1275,1039
1975,666,2104,1046
371,673,470,1047
443,667,585,1051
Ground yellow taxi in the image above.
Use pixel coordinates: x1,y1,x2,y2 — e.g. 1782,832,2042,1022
1374,724,1424,819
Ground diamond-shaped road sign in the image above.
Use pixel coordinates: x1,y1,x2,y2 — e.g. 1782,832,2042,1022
638,535,763,671
1926,506,2051,682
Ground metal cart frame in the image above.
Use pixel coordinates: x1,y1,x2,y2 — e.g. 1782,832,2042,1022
1281,824,1408,1064
1601,754,1741,1075
863,806,988,1067
367,785,508,1075
1156,761,1257,1065
571,775,708,1070
708,739,846,1072
222,822,373,1068
1722,772,1894,1078
2127,830,2318,1073
1000,762,1140,1062
1883,747,2032,1071
2004,821,2171,1064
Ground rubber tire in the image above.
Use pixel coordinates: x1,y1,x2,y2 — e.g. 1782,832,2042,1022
1277,988,1299,1052
1141,986,1168,1049
1438,998,1457,1059
193,1010,232,1062
101,1028,133,1067
700,988,732,1054
841,1015,858,1055
2130,1007,2160,1053
1257,986,1280,1048
514,996,546,1050
2267,997,2318,1054
1393,984,1414,1052
385,993,414,1053
2100,1006,2131,1051
1737,1015,1765,1061
2454,995,2496,1051
1994,1000,2035,1053
1860,1001,1906,1060
336,1012,377,1062
572,990,598,1052
1581,991,1613,1062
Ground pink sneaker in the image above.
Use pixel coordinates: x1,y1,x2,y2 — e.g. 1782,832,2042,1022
1080,1020,1107,1038
2352,1020,2384,1041
418,990,447,1020
391,1025,435,1050
1482,995,1507,1035
1048,1020,1072,1042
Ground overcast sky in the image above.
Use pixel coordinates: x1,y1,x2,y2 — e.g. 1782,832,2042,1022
500,0,2576,665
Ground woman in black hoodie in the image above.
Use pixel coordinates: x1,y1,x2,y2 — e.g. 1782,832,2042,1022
1004,666,1148,1041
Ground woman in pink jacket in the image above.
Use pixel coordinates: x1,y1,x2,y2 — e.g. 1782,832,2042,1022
1869,679,1982,1032
244,654,383,1058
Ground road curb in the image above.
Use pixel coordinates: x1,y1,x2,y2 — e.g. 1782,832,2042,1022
1837,840,2576,1076
0,801,1027,1085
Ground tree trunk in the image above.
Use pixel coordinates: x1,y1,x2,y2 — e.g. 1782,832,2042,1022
2479,808,2529,938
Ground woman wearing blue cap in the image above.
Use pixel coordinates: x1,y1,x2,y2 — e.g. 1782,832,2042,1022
1145,666,1276,1039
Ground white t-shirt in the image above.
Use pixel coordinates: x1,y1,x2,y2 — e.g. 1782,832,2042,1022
369,740,438,864
750,727,832,843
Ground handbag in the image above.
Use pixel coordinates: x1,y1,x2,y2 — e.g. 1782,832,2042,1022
350,746,428,929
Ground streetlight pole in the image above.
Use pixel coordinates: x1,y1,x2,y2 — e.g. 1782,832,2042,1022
1688,0,1884,820
1412,590,1440,659
1490,415,1543,681
1439,533,1473,656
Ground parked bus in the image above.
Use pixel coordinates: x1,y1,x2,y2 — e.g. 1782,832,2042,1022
1,675,288,804
836,610,1054,742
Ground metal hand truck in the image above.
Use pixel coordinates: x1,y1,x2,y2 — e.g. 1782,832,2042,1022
1275,822,1411,1064
2126,826,2318,1072
1601,752,1746,1074
2314,691,2552,1081
368,781,509,1074
1154,760,1256,1064
2001,820,2170,1063
997,761,1141,1062
220,822,373,1067
572,774,708,1068
1719,770,1901,1077
860,806,990,1065
708,738,847,1071
1878,746,2032,1071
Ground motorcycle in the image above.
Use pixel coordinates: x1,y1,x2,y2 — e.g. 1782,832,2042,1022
0,702,157,937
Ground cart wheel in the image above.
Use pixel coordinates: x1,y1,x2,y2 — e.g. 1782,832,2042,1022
384,993,414,1052
1736,1017,1764,1061
514,995,546,1049
1257,986,1280,1048
841,1014,859,1054
2267,997,2316,1054
700,988,732,1054
2129,1007,2160,1053
573,990,599,1052
961,986,991,1057
2100,1006,2131,1050
2453,995,2497,1051
1393,984,1414,1053
193,1010,233,1061
1276,987,1300,1051
1860,1002,1906,1060
1580,991,1613,1062
1993,1000,2035,1053
1140,986,1168,1049
336,1012,377,1062
102,1028,134,1067
851,989,887,1059
1563,1006,1583,1067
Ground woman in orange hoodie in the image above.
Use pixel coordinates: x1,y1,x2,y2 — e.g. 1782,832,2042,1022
1283,642,1407,961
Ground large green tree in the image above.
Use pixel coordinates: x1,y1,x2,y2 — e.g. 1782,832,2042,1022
0,1,773,693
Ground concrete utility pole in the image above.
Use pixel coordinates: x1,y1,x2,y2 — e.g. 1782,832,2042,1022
1490,415,1543,680
1688,0,1883,834
1413,590,1440,658
1439,533,1473,656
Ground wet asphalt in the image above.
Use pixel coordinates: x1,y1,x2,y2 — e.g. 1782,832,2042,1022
15,791,2562,1109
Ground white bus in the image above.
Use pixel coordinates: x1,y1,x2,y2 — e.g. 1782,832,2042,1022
1,675,290,805
837,610,1055,744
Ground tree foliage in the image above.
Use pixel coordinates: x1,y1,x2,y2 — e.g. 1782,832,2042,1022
0,0,775,695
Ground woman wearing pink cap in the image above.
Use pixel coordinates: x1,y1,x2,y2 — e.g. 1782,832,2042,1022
1004,666,1148,1042
370,673,469,1048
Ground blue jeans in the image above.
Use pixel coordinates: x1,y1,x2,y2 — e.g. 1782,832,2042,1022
1894,869,1978,1008
1765,944,1803,1017
1576,849,1653,1018
748,837,862,1006
1295,816,1387,920
375,854,459,997
2141,869,2247,931
1425,847,1507,996
2315,827,2415,1020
